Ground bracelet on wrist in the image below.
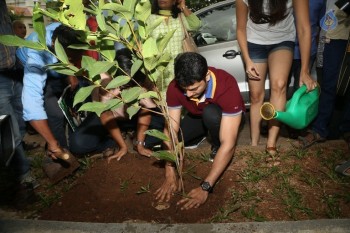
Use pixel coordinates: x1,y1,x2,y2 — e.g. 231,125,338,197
134,140,145,146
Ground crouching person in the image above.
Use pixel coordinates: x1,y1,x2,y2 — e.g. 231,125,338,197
99,48,164,162
155,52,245,210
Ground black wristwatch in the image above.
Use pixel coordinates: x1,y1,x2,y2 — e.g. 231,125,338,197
200,181,213,193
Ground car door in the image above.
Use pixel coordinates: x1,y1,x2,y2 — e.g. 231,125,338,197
194,0,250,105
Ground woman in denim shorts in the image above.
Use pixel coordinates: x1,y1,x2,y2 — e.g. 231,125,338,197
236,0,318,161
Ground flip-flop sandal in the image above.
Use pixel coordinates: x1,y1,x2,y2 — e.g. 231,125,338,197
298,130,326,150
335,160,350,177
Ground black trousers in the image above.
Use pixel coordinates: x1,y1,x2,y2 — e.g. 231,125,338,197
181,104,222,148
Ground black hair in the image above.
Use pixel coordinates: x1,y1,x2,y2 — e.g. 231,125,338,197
52,24,84,48
115,48,146,88
248,0,288,25
151,0,181,18
174,52,208,87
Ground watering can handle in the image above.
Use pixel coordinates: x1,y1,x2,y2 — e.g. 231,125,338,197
291,85,308,104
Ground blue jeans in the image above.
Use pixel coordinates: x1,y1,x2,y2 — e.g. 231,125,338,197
312,39,348,138
44,77,68,148
0,70,29,178
69,113,116,155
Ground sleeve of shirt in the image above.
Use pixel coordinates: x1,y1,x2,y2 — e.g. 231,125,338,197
22,48,50,121
166,81,182,109
184,13,202,31
216,73,244,116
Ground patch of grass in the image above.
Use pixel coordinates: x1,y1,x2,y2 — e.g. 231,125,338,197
300,173,321,188
322,194,341,218
79,157,92,170
120,179,130,193
183,164,202,180
211,190,241,222
241,205,266,222
136,181,152,195
38,192,62,208
239,166,275,183
286,148,307,159
275,175,313,220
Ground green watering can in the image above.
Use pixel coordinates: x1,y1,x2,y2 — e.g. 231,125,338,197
260,85,320,129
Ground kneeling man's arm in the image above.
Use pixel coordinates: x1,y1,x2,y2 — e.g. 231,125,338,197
205,113,242,186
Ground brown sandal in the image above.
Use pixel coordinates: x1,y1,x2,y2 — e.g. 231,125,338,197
298,130,326,149
265,146,278,156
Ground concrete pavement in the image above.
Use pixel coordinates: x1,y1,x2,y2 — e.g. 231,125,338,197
1,218,350,233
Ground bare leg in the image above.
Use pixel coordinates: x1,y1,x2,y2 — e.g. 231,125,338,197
248,63,268,146
267,49,293,148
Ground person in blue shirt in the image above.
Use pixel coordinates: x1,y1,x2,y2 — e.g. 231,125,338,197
17,23,84,182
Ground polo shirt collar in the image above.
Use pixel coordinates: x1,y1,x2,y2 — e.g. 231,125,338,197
189,70,217,102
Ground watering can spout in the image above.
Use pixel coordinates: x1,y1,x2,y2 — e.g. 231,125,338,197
260,103,294,126
260,85,320,129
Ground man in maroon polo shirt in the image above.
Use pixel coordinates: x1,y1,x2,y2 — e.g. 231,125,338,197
155,52,245,210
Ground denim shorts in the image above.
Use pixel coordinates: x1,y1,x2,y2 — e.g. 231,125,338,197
247,41,295,63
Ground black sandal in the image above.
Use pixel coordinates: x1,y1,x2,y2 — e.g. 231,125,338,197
298,130,326,149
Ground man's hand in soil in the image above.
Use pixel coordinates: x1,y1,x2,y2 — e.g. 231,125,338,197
177,187,208,210
154,165,179,202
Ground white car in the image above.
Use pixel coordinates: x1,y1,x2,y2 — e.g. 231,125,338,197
194,0,311,106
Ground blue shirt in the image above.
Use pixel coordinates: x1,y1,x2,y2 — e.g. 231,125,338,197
294,0,326,59
17,22,64,121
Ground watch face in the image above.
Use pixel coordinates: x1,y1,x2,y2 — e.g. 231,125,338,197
200,181,212,192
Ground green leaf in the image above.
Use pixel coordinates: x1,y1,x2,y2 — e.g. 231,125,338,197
126,104,141,119
135,0,151,22
54,39,69,64
100,39,116,61
144,56,159,71
131,58,143,77
105,75,131,89
78,102,108,116
73,85,98,107
123,0,137,14
102,3,132,20
142,37,158,58
90,61,116,78
138,25,146,40
32,3,46,48
145,129,169,141
120,22,132,40
81,55,96,72
0,35,45,51
121,86,142,103
151,150,176,162
138,91,159,100
96,9,107,31
106,98,124,110
46,66,76,76
62,0,86,30
158,29,176,53
145,17,163,37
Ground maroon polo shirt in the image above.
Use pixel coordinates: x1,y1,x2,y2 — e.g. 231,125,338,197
166,67,245,116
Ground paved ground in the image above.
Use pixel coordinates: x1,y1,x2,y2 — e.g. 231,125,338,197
1,218,350,233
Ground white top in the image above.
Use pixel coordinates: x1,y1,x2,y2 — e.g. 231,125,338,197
243,0,295,44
